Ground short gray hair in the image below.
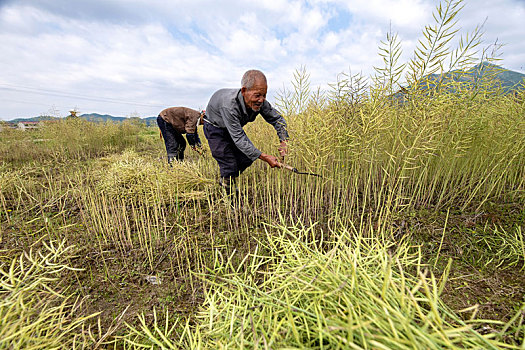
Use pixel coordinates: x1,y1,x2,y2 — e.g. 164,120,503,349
241,70,267,90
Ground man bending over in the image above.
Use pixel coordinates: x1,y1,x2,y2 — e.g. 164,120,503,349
203,69,288,196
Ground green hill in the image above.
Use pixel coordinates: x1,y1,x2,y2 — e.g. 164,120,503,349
7,113,157,125
8,115,60,124
79,113,127,123
426,62,525,91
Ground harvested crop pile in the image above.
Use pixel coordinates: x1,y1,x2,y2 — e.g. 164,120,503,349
94,150,214,202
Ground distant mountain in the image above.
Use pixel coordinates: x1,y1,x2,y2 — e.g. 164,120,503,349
142,116,157,125
6,113,158,125
8,115,60,124
80,113,127,123
421,62,524,92
388,62,525,103
81,114,158,125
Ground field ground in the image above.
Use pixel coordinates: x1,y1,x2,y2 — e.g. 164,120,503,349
1,104,524,348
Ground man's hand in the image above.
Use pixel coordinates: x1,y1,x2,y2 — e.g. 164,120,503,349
259,153,280,168
191,145,205,156
278,140,288,160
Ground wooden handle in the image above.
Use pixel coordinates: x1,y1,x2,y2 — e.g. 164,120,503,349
277,162,295,172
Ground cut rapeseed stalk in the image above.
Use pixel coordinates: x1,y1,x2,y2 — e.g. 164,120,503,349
94,149,214,203
0,240,99,348
187,222,506,349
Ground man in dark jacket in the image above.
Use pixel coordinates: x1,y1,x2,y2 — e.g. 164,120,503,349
157,107,204,164
203,69,288,195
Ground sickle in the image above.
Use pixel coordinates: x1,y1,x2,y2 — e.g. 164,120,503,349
277,162,322,178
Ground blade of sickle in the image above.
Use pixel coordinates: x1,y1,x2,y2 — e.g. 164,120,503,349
277,162,322,177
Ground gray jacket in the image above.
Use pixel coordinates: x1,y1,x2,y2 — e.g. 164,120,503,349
205,88,289,161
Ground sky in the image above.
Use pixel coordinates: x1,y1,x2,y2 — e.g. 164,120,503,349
0,0,524,120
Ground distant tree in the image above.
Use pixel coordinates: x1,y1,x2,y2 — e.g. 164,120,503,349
126,111,145,126
38,106,61,120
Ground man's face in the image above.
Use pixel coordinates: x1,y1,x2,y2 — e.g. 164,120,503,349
241,79,267,112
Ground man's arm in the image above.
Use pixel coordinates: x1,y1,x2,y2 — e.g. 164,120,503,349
258,153,280,168
221,107,262,161
260,101,289,159
184,109,200,134
260,101,289,142
221,108,283,167
184,109,202,150
185,133,201,148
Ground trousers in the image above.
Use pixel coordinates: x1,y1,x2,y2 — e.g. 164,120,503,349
157,116,186,161
203,121,254,178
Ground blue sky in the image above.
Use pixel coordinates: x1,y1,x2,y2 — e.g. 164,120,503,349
0,0,524,120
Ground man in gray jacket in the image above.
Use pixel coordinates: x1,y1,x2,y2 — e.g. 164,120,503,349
203,69,288,196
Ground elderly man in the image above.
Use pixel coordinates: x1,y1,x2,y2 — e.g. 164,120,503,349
157,107,204,164
203,69,288,195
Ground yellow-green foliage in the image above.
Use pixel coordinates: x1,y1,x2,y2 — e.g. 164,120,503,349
0,240,98,349
124,223,519,349
0,164,15,194
41,118,145,159
0,164,39,213
94,149,214,203
0,118,145,164
268,74,525,211
1,0,524,347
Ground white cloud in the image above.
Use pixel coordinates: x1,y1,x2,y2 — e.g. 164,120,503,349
0,0,524,120
342,0,431,29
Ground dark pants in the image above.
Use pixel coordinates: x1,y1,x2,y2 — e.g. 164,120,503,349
157,116,186,161
203,122,254,178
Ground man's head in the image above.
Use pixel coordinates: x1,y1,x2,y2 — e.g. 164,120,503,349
241,70,267,112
